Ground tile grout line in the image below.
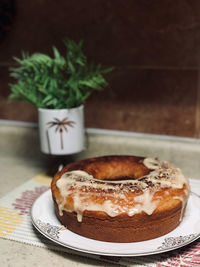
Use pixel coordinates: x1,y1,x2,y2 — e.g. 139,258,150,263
0,62,200,70
0,119,200,143
195,70,200,138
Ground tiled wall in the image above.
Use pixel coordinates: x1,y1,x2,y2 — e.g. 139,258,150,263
1,0,200,138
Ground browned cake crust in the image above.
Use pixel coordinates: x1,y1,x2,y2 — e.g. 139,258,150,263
51,155,190,242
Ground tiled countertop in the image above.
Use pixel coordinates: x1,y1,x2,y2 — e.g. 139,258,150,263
0,122,200,267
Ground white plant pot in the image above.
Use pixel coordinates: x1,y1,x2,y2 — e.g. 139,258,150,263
38,105,85,155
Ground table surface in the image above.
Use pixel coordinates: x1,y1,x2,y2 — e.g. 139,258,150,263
1,124,200,267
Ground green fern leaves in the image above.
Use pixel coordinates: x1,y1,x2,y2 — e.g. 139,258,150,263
9,40,113,109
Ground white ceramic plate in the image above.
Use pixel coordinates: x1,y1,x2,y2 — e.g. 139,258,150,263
31,190,200,257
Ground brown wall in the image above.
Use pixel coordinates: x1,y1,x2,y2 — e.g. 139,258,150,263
1,0,200,137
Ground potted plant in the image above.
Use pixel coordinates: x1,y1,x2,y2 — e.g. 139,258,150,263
8,40,112,155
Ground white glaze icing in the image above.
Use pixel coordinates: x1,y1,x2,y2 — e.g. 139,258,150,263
173,196,187,222
55,158,190,222
134,189,159,215
143,157,160,170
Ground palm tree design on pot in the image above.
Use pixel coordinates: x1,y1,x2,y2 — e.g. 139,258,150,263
46,117,75,152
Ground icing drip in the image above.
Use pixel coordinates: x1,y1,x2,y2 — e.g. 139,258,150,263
134,190,159,215
173,196,187,222
56,158,189,222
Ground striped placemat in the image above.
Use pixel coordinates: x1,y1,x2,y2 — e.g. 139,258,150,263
0,174,200,267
